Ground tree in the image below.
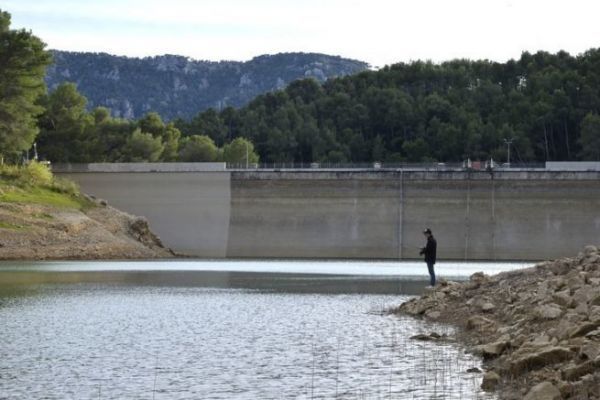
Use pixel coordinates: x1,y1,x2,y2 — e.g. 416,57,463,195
579,113,600,161
178,135,218,162
120,129,164,162
222,137,259,165
0,10,52,161
161,123,181,161
37,83,94,162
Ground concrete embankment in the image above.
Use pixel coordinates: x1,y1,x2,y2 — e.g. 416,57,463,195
56,165,600,260
0,197,174,260
395,245,600,399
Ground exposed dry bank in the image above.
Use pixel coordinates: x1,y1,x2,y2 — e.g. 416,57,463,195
395,246,600,399
0,163,173,260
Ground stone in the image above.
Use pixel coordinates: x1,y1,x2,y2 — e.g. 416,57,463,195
552,289,573,308
562,360,595,381
580,341,600,360
584,328,600,339
510,346,573,375
466,367,481,373
574,302,589,316
573,286,600,306
410,333,438,341
534,304,563,320
589,305,600,321
549,261,571,276
425,310,441,320
523,382,561,400
474,340,510,359
481,302,496,312
466,316,495,331
570,321,600,338
583,245,598,256
568,277,585,292
481,371,500,391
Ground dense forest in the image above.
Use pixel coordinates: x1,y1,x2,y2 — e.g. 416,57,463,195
2,7,600,165
172,50,600,164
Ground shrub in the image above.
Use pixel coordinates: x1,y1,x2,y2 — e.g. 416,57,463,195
51,177,80,195
20,161,53,186
0,164,21,179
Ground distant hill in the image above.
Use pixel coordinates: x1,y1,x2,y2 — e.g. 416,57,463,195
45,51,369,120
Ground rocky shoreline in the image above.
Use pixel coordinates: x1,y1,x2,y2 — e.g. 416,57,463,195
0,196,174,260
394,246,600,399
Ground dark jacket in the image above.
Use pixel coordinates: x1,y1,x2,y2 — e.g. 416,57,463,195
420,236,437,264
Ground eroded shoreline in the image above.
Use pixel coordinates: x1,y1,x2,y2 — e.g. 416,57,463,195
395,245,600,399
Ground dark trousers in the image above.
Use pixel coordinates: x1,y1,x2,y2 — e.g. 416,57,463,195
426,261,436,286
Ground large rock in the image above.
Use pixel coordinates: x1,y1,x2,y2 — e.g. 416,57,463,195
523,382,561,400
510,346,573,375
535,304,563,320
562,360,595,381
466,315,495,331
580,341,600,360
474,340,510,359
480,371,500,391
569,320,600,338
552,289,573,308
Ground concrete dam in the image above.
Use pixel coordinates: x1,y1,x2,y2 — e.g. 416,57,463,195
55,164,600,261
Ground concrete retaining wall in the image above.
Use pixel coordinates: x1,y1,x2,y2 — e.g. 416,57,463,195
56,166,600,260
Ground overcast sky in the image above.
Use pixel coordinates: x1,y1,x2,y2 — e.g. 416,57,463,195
4,0,600,67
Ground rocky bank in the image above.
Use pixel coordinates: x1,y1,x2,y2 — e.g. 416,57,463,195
0,196,174,260
395,246,600,399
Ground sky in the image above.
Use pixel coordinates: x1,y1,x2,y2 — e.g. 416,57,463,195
3,0,600,67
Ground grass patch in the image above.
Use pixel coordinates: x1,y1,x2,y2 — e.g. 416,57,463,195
0,162,94,210
32,212,54,220
0,221,28,230
0,186,86,209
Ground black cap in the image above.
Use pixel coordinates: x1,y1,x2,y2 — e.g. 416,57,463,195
423,228,432,234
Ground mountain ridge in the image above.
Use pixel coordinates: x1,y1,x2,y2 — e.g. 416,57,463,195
45,50,369,120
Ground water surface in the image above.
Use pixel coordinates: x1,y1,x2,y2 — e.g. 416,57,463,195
0,260,523,399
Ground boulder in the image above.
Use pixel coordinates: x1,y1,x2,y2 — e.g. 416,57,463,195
552,289,573,308
466,315,495,332
549,261,571,276
474,340,510,359
583,245,598,256
481,302,496,312
584,328,600,339
534,304,563,320
562,360,595,381
410,333,442,341
589,305,600,321
523,382,561,400
580,341,600,360
510,346,573,375
569,321,600,338
481,371,500,391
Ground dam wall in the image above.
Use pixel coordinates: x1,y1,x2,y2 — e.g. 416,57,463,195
56,166,600,261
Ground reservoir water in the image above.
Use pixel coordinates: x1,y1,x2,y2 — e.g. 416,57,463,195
0,260,528,399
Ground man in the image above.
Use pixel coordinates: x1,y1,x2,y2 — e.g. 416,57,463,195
419,228,437,287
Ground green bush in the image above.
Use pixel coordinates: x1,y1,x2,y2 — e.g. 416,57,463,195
51,177,80,195
20,161,53,186
0,164,21,179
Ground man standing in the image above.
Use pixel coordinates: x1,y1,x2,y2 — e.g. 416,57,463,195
419,228,437,287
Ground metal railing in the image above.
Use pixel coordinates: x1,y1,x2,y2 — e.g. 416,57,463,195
225,161,546,171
